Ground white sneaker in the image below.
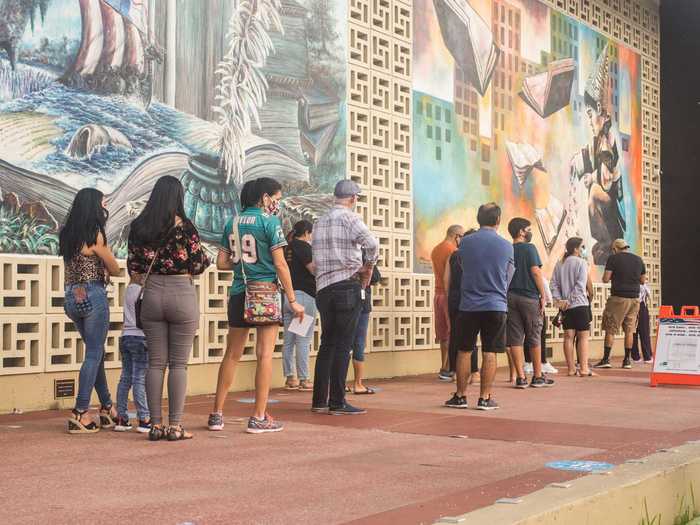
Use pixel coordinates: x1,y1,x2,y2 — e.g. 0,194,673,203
524,362,533,375
542,362,559,374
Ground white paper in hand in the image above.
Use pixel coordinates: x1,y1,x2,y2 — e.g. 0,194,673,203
288,314,314,337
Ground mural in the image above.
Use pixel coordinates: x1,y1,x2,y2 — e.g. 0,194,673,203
413,0,642,276
0,0,346,255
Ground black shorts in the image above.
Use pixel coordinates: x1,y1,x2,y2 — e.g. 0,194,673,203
562,305,592,332
227,293,252,328
455,311,507,353
449,308,477,353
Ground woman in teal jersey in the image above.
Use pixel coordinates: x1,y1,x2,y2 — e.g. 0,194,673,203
208,178,304,434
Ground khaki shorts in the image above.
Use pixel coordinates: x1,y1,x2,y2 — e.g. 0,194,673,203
602,296,640,334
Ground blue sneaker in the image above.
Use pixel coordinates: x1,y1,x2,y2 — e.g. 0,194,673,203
246,414,284,434
329,403,366,415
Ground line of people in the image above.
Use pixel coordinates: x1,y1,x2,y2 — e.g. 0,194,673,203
431,203,649,410
59,179,649,438
60,177,381,438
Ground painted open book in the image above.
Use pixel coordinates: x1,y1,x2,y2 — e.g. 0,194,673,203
432,0,500,96
520,58,576,118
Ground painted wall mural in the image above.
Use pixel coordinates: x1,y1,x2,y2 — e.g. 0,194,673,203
0,0,346,255
413,0,642,277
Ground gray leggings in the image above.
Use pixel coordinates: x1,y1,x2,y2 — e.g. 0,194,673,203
141,275,199,426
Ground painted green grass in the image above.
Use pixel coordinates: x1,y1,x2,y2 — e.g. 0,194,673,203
0,205,58,255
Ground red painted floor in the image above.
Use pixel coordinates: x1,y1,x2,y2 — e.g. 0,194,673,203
2,360,700,525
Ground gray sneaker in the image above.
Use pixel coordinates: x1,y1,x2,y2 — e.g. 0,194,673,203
246,415,284,434
207,412,224,431
476,397,500,411
530,376,555,388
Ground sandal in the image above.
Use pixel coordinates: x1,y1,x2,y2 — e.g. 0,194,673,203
67,409,100,434
352,386,376,395
298,380,313,391
166,425,193,441
344,385,351,393
285,379,300,390
148,424,166,442
99,404,117,429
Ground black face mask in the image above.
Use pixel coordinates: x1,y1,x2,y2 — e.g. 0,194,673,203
524,231,533,243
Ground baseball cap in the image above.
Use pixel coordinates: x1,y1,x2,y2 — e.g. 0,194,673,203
612,238,630,251
334,180,362,198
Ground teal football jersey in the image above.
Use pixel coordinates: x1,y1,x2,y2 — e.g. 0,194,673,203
221,207,287,295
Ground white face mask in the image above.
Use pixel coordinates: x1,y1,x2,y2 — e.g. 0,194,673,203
580,247,588,259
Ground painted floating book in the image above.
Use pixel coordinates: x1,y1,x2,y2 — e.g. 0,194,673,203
520,58,576,118
432,0,500,96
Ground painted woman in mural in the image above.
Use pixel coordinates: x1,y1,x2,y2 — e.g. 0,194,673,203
565,44,626,265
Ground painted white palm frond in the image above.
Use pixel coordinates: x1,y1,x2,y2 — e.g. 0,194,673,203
214,0,283,186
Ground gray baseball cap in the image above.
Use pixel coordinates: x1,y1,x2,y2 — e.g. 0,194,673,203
334,179,362,198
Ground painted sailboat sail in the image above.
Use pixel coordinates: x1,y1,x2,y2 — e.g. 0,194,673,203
102,0,149,35
98,1,126,69
64,0,153,106
74,0,104,76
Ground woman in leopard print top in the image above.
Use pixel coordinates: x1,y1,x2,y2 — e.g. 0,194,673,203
59,188,121,435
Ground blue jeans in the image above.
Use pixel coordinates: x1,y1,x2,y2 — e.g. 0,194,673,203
64,282,112,412
282,291,317,379
117,336,150,421
352,311,370,362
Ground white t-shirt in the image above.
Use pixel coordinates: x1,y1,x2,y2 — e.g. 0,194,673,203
542,277,553,305
122,283,145,338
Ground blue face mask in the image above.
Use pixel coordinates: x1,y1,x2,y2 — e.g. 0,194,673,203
580,247,588,259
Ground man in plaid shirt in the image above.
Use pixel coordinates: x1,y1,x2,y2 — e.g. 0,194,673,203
311,180,378,415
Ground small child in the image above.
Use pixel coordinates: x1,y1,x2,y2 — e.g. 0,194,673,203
114,274,151,432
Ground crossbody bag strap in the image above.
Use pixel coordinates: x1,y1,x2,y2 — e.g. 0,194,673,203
232,217,248,286
138,227,172,299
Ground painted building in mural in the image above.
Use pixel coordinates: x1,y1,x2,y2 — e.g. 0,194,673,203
0,0,346,256
413,0,642,277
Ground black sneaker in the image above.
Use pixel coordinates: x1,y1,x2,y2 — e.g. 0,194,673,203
593,359,612,368
514,377,529,389
311,405,329,414
444,393,468,409
329,403,366,415
114,416,132,432
207,412,224,431
476,397,500,411
136,419,151,433
622,358,632,369
530,376,555,388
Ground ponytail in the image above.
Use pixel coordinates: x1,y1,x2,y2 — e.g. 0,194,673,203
287,219,313,242
563,237,583,261
239,177,282,211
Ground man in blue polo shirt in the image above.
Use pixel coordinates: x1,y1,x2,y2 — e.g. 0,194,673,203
444,203,513,411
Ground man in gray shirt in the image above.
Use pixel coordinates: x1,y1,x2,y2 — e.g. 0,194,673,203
311,180,378,415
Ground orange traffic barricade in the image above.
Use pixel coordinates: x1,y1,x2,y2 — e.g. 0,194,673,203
650,306,700,387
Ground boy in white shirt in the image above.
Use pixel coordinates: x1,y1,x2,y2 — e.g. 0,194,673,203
114,274,151,432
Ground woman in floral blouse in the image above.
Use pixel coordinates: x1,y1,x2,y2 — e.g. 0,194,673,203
128,175,210,441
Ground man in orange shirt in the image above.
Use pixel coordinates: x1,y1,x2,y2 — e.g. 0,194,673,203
431,225,465,380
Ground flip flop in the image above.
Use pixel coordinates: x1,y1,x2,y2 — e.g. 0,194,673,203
353,387,376,395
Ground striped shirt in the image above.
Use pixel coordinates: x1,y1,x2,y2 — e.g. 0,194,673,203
312,205,378,291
